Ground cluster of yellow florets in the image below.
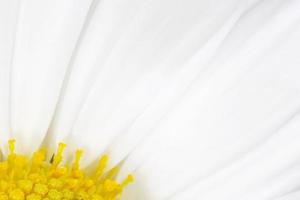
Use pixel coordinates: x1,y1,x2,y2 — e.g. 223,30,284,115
0,140,133,200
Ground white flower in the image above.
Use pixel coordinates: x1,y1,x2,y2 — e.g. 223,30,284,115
0,0,300,199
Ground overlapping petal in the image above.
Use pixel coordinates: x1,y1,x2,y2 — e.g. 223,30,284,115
9,0,93,153
0,0,299,199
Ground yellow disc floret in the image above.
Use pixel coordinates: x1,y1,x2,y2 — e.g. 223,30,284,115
0,140,133,200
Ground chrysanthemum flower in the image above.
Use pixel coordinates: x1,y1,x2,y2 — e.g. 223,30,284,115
1,0,300,199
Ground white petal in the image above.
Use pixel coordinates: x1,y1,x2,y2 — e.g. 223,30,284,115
0,0,20,152
52,0,241,166
10,0,93,154
117,0,300,199
276,192,300,200
47,0,145,155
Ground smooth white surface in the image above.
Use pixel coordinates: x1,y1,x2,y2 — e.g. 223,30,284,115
0,0,300,199
0,0,19,152
10,0,93,153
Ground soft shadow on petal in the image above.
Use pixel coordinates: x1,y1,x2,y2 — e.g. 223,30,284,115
275,191,300,200
122,175,150,200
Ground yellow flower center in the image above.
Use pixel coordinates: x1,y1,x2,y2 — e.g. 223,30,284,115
0,140,133,200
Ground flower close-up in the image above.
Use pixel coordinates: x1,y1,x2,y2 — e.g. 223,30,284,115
1,0,300,199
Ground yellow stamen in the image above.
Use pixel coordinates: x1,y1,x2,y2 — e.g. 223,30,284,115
51,142,66,168
0,140,133,200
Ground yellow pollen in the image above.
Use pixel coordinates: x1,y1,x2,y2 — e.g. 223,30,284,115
0,140,133,200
